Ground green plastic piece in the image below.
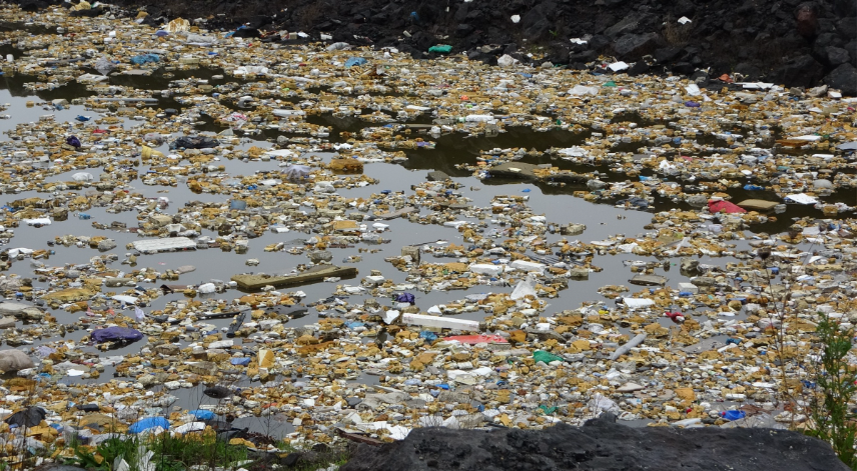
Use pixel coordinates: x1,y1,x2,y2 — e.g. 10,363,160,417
429,45,452,54
533,350,563,364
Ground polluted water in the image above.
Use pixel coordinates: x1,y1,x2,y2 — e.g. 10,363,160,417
0,2,851,468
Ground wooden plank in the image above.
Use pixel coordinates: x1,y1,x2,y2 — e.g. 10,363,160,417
374,206,417,220
231,265,358,291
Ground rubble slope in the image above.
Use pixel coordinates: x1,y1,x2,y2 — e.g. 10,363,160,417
341,413,849,471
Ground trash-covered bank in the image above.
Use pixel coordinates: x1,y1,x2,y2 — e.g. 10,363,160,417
0,2,852,469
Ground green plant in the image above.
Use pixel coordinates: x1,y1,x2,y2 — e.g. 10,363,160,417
805,313,857,469
758,248,798,411
62,444,108,471
156,432,247,469
97,436,143,469
62,432,249,471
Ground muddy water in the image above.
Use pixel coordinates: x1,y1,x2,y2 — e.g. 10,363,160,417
0,59,838,435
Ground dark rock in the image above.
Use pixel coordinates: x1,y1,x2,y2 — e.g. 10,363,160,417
370,12,388,24
453,4,469,22
408,31,435,51
817,18,838,35
627,60,650,76
847,40,857,66
654,46,682,63
769,54,824,88
604,15,642,38
467,51,497,65
690,70,710,84
672,61,695,75
671,0,697,17
19,0,55,11
825,62,857,95
341,414,850,471
815,32,841,49
569,49,598,64
835,0,857,16
587,34,611,52
519,1,557,40
837,17,857,39
510,52,532,65
456,24,474,36
827,46,851,66
613,32,661,60
544,43,570,64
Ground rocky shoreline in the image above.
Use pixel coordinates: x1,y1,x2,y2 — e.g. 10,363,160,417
17,0,856,94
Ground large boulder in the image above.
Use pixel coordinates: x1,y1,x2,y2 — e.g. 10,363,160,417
770,54,825,89
342,414,849,471
613,32,661,60
825,62,857,96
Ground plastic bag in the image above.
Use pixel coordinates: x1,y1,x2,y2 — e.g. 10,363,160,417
130,54,159,65
128,417,169,433
721,410,746,421
533,350,562,364
94,56,115,76
510,274,537,300
198,283,216,294
344,57,367,67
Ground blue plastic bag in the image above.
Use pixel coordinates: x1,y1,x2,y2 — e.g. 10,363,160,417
66,136,81,148
131,54,159,65
344,57,367,67
396,292,415,304
189,410,215,420
128,416,169,433
721,410,746,421
230,357,251,366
